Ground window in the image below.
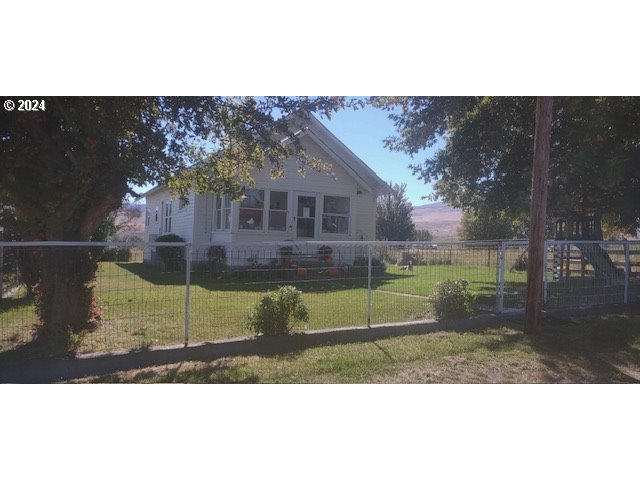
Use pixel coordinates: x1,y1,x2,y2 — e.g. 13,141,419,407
179,196,189,210
239,189,264,230
322,196,349,234
145,209,150,226
214,195,231,231
154,206,159,222
268,191,288,231
163,202,172,233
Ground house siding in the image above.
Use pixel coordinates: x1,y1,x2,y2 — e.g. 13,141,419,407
143,129,382,266
143,188,195,262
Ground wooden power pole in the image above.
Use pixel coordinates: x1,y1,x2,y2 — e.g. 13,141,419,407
524,97,553,334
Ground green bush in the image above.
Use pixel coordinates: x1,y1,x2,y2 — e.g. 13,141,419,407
352,256,387,275
247,285,309,335
427,279,475,321
99,247,132,262
155,234,185,271
207,245,226,272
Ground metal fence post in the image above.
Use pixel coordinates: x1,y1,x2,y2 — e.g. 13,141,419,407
367,244,372,327
543,240,548,305
0,246,3,300
495,241,505,313
624,242,630,304
185,243,192,346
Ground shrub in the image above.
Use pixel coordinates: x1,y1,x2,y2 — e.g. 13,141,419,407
155,234,185,271
247,285,309,335
353,256,387,275
207,245,226,272
427,279,475,321
99,247,132,262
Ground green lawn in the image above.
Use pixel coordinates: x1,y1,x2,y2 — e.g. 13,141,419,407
1,260,525,355
71,308,640,383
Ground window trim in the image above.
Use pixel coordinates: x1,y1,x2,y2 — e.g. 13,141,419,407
163,201,173,233
213,194,231,232
321,195,350,235
267,190,289,232
238,188,266,231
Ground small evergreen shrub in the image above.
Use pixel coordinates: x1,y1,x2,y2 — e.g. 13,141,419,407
99,247,132,262
207,245,227,272
353,256,387,275
427,279,475,321
155,234,185,271
247,285,309,335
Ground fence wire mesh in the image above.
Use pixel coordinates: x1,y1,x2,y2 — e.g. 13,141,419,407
1,239,638,358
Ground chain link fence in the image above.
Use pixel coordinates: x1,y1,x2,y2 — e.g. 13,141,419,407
1,239,639,357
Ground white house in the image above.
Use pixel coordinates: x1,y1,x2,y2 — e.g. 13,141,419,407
142,114,386,265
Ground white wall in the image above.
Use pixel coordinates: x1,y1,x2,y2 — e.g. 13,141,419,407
143,187,195,261
143,134,382,264
229,135,377,244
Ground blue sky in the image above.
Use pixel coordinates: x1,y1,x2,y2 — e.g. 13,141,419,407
317,105,436,206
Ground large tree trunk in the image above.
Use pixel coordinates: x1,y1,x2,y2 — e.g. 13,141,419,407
36,247,98,336
524,97,553,334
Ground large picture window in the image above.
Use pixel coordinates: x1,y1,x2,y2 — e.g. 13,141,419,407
268,191,288,231
239,189,265,230
322,196,349,234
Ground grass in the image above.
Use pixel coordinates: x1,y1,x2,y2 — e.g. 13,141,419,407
2,256,634,357
1,260,511,355
70,308,640,383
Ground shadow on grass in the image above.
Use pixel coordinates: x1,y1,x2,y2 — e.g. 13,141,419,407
117,262,405,293
478,313,640,383
88,359,260,384
0,295,34,314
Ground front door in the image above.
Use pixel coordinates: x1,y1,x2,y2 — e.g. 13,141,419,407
294,193,317,239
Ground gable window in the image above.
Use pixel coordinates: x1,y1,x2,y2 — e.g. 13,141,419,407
163,202,173,233
322,196,349,234
179,196,189,210
239,189,264,230
268,191,288,231
214,195,231,231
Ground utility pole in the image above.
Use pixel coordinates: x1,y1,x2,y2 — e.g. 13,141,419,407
524,97,553,334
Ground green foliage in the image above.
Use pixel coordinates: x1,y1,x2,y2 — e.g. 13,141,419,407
206,245,226,272
373,96,640,233
352,256,387,275
155,234,185,271
376,182,416,241
98,247,132,262
458,209,516,240
91,214,117,242
247,286,309,335
427,279,475,321
0,96,348,338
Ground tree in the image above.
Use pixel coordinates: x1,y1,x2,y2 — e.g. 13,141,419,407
113,202,144,242
372,97,640,234
376,182,416,241
0,96,347,339
458,209,515,240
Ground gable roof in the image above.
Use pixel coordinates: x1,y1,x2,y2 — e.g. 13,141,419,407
298,113,387,194
142,112,387,197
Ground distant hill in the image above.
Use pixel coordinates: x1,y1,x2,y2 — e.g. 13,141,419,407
411,202,462,239
114,203,146,241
